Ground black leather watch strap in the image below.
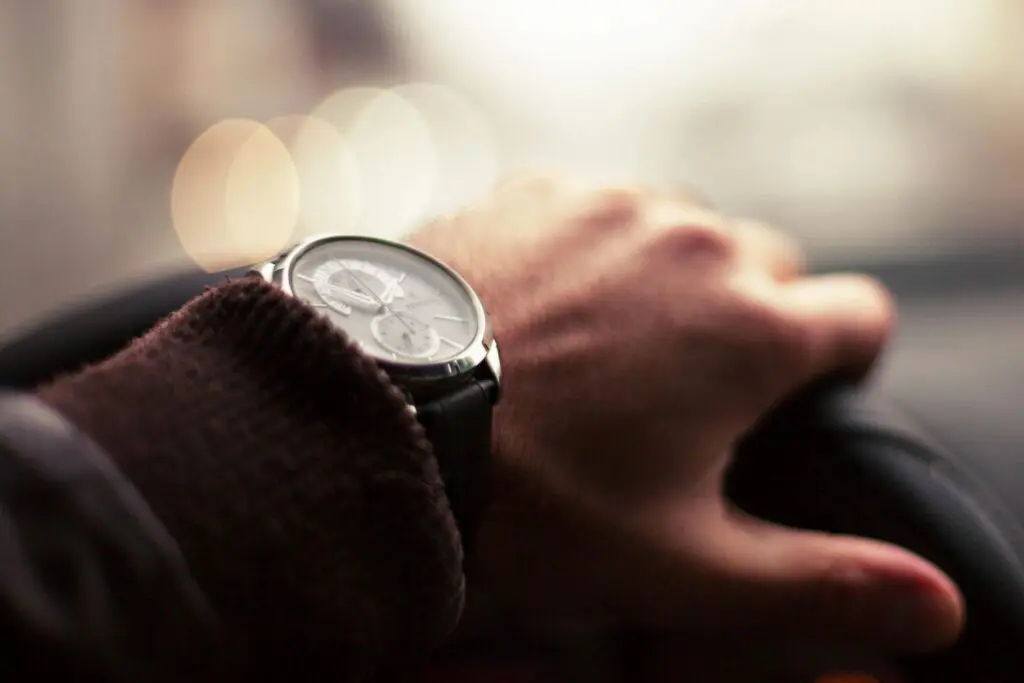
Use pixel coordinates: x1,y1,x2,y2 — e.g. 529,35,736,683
416,378,497,560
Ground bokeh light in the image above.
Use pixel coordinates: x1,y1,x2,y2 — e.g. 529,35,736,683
265,114,361,240
312,86,439,239
391,82,498,217
172,118,299,272
172,82,484,273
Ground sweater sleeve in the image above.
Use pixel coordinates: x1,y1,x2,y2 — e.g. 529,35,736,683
35,277,465,681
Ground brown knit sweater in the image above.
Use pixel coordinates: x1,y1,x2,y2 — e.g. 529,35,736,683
36,278,465,681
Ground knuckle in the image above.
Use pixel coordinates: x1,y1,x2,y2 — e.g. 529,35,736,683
652,218,736,262
577,187,646,232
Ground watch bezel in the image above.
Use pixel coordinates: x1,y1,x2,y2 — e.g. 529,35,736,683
272,234,493,385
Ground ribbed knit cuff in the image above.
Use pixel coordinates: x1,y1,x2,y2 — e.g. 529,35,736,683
38,277,464,679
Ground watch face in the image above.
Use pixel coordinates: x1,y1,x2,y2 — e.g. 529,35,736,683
286,237,484,369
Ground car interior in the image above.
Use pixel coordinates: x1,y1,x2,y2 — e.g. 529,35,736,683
1,2,1022,681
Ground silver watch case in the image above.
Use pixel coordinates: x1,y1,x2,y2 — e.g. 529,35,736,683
255,234,501,399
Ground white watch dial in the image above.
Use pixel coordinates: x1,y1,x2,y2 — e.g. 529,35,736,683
288,237,482,367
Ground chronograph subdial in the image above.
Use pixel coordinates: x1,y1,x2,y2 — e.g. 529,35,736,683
311,259,405,315
371,312,441,359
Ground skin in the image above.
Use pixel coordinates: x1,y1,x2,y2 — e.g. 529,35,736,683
407,174,964,656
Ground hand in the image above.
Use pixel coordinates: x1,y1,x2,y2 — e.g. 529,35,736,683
406,174,964,653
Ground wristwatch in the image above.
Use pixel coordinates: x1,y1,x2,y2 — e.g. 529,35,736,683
253,234,502,554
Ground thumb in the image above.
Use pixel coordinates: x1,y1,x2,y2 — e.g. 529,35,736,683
696,506,965,653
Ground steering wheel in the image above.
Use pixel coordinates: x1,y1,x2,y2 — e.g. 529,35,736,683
1,268,1022,682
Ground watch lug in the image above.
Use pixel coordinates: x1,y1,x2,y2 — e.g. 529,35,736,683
255,260,276,282
482,341,502,403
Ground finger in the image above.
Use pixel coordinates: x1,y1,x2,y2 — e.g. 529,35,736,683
732,219,806,282
694,507,964,652
776,273,896,380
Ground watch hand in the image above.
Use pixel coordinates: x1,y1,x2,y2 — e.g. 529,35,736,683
347,271,417,334
394,311,427,328
390,296,436,313
345,270,385,307
322,283,375,306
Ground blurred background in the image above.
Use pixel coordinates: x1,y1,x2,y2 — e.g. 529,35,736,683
1,3,1021,680
1,0,1022,336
